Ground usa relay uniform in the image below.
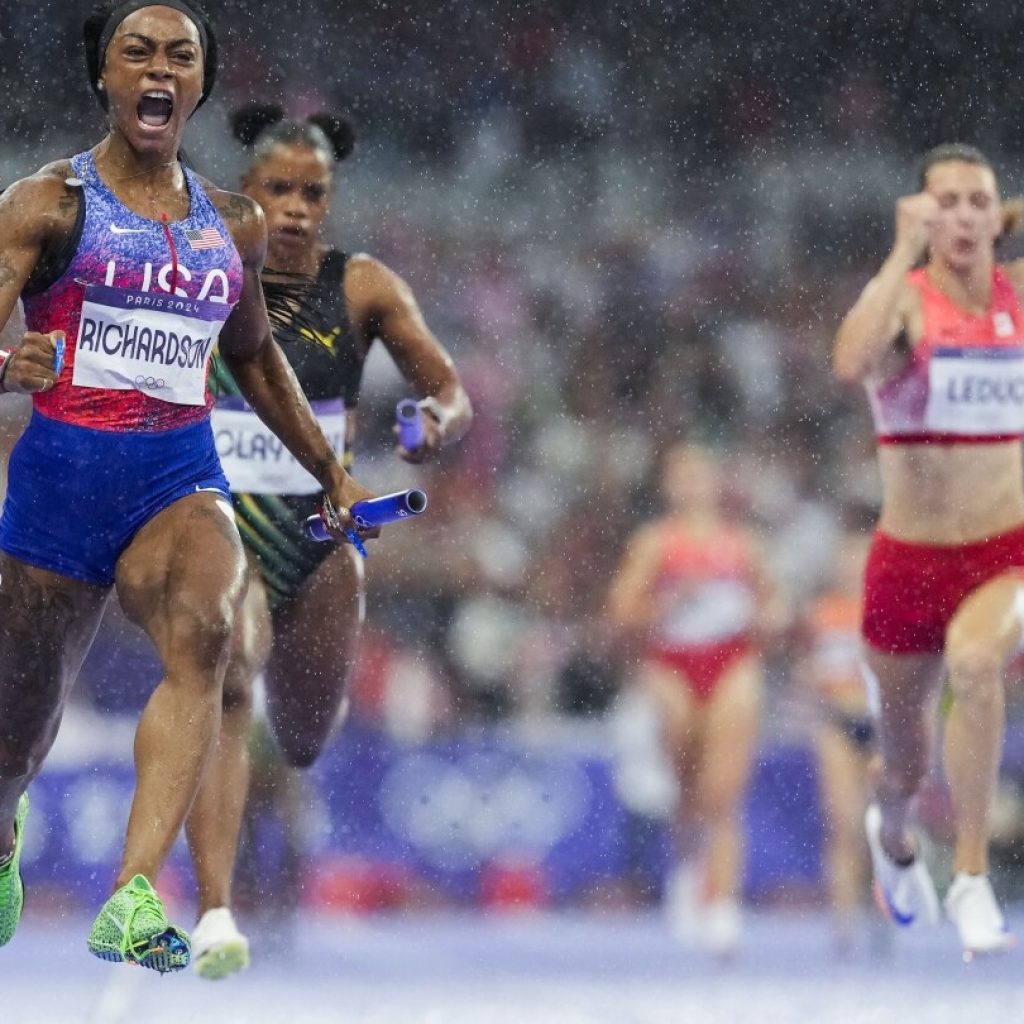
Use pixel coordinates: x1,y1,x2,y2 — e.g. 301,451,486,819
0,151,243,585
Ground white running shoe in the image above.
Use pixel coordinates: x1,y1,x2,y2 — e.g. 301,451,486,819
192,907,250,980
944,872,1015,959
864,804,940,927
664,862,701,943
703,900,742,957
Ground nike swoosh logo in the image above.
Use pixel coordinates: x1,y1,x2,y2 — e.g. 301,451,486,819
109,225,146,234
195,485,225,494
105,911,127,936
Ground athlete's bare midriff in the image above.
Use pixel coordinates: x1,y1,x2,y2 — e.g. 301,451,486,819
877,442,1024,543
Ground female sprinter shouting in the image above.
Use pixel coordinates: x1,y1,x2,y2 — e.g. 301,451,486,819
0,1,372,973
834,143,1024,958
184,105,471,977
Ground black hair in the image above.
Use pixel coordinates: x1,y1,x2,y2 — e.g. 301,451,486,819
231,103,356,166
917,143,993,190
83,0,218,113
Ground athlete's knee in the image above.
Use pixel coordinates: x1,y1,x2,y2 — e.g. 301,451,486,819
277,740,319,769
273,712,338,767
945,638,1003,702
274,729,327,769
221,672,253,716
823,808,861,847
0,742,41,777
878,759,925,799
230,629,269,696
0,721,55,777
172,593,242,672
267,681,349,768
282,747,319,769
221,638,258,713
695,782,745,825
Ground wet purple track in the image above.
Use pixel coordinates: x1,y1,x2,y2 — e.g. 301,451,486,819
3,908,1022,1024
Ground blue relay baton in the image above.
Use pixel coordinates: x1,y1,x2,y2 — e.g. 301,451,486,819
53,332,65,375
396,399,426,450
305,488,429,544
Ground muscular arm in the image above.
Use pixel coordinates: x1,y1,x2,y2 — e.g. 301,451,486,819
212,190,368,504
0,167,79,392
346,254,472,447
0,168,77,330
833,192,939,383
832,250,915,383
0,302,24,350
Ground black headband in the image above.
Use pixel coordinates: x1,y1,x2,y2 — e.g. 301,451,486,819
98,0,208,67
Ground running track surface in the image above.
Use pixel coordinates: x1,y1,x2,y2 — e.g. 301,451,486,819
4,909,1023,1024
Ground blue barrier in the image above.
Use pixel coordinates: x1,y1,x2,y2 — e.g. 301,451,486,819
21,725,826,908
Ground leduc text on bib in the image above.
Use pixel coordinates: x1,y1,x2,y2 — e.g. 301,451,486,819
925,346,1024,435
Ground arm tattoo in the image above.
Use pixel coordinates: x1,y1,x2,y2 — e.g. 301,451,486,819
57,189,79,219
0,256,16,290
313,455,338,486
219,194,250,225
187,502,244,553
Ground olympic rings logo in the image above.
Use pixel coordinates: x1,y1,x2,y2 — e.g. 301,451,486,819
134,375,166,389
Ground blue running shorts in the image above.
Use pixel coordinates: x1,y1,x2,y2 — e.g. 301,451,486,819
0,411,231,586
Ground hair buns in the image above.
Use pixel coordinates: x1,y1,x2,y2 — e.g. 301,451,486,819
230,103,286,147
307,112,356,162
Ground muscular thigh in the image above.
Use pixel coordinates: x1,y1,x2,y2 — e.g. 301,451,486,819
946,573,1024,668
641,661,703,767
265,543,364,691
862,647,944,768
863,647,944,719
224,555,273,694
115,493,247,668
700,655,762,798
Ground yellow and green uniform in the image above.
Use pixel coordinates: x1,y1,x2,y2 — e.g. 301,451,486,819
210,250,370,611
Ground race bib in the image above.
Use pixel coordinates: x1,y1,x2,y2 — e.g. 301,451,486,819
74,283,230,405
659,579,755,646
925,346,1024,435
212,397,346,495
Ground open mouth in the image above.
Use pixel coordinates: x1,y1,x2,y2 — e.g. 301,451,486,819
276,225,308,241
137,91,174,128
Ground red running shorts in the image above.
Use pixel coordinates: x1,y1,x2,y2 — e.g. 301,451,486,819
649,637,754,701
862,524,1024,655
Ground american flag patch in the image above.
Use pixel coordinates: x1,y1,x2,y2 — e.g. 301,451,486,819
185,227,225,250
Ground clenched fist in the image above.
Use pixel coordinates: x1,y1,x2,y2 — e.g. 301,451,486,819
894,192,940,263
1,330,64,394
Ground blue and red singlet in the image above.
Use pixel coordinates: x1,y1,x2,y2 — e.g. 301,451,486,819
0,151,244,584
